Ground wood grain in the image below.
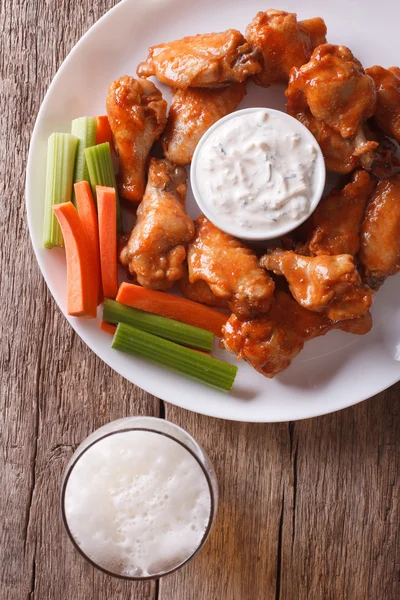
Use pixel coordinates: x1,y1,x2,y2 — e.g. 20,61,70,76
0,1,399,599
161,410,291,600
164,391,399,600
0,1,157,599
280,387,400,600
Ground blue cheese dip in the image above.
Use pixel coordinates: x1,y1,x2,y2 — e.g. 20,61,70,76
191,108,325,240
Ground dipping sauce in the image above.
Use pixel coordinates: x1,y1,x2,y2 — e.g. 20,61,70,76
191,108,325,240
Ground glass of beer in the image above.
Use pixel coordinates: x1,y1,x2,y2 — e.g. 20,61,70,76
61,417,218,579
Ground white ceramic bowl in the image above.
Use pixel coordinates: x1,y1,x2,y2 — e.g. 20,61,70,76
191,107,326,240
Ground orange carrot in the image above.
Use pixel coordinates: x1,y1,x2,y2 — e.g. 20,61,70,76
116,282,227,337
100,320,117,335
53,202,97,318
74,181,103,305
96,116,113,146
97,186,118,299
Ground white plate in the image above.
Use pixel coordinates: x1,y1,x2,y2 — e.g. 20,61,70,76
26,0,400,422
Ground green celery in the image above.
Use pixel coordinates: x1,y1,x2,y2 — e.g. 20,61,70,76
103,299,213,351
43,133,78,248
112,323,238,392
71,117,97,193
84,142,122,233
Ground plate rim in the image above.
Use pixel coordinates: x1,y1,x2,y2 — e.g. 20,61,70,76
25,0,400,423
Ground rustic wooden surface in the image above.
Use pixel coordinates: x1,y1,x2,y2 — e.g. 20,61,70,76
1,1,399,599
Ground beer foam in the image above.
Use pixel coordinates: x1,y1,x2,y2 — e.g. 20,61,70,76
64,430,211,577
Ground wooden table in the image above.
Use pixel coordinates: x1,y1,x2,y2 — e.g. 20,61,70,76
1,1,399,598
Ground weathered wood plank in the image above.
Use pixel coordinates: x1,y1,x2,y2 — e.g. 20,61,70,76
163,390,399,600
161,408,292,599
1,1,399,600
280,389,400,600
0,0,158,598
25,326,159,599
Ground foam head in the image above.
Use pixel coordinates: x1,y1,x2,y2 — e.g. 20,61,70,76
63,430,212,577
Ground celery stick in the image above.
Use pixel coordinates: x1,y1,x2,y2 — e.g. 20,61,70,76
103,299,213,351
71,117,97,192
84,142,122,233
43,133,78,248
112,323,237,392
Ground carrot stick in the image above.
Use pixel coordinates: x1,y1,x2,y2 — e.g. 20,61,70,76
97,186,118,299
116,282,227,337
53,202,97,318
74,181,103,305
95,116,113,146
100,320,117,335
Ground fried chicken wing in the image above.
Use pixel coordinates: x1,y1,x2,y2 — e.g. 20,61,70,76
362,120,400,178
306,170,376,256
286,45,379,174
245,10,326,87
299,113,360,174
137,30,261,89
287,45,375,137
260,249,373,321
187,216,275,319
221,291,372,378
120,159,194,290
365,66,400,143
162,83,246,166
297,115,397,176
300,18,328,49
359,174,400,289
339,311,373,336
179,274,229,308
106,76,167,203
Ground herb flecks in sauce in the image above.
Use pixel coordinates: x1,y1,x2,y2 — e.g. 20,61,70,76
195,109,321,236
